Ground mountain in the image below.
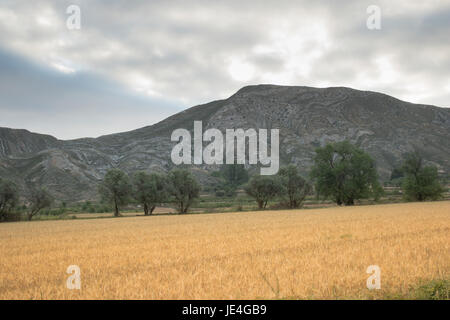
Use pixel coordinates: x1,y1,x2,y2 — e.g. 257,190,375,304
1,85,449,202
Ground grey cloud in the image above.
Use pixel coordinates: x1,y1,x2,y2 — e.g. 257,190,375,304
303,1,450,105
0,47,181,139
0,0,448,138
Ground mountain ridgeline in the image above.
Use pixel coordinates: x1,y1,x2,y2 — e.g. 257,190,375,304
1,85,449,202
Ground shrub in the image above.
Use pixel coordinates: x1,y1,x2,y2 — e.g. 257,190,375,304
414,279,449,300
215,189,225,197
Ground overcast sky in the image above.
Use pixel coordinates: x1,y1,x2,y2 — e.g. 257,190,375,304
0,0,449,139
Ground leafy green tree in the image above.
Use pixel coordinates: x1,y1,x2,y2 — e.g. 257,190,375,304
167,169,200,214
245,175,284,209
310,141,383,205
26,188,53,221
221,164,249,187
0,179,19,221
401,153,444,201
278,165,311,208
133,172,168,215
98,169,132,217
212,164,249,197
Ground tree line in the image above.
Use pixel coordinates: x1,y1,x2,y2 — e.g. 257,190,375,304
84,141,449,215
0,141,446,221
99,169,201,217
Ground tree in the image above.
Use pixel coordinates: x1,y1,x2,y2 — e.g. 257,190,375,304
245,175,283,209
212,164,249,197
278,165,311,208
401,152,444,201
26,188,53,221
167,169,200,214
221,164,249,187
0,179,19,221
98,169,132,217
133,172,168,215
310,141,383,206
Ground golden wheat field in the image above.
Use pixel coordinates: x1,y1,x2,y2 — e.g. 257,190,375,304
0,201,449,300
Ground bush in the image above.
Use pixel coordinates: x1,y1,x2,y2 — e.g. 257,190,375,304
215,189,225,197
211,164,248,198
414,279,449,300
1,212,22,222
268,201,291,210
224,185,236,197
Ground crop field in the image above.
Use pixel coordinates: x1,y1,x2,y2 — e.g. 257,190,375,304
0,201,449,300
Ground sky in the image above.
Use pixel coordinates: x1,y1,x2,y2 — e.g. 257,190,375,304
0,0,449,140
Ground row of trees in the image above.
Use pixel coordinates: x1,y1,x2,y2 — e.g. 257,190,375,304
0,181,53,222
99,164,312,215
242,141,445,208
1,141,445,221
98,169,200,216
242,141,382,208
100,140,443,215
244,165,311,209
310,141,445,203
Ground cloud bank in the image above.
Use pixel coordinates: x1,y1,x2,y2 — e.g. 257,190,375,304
0,0,448,138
